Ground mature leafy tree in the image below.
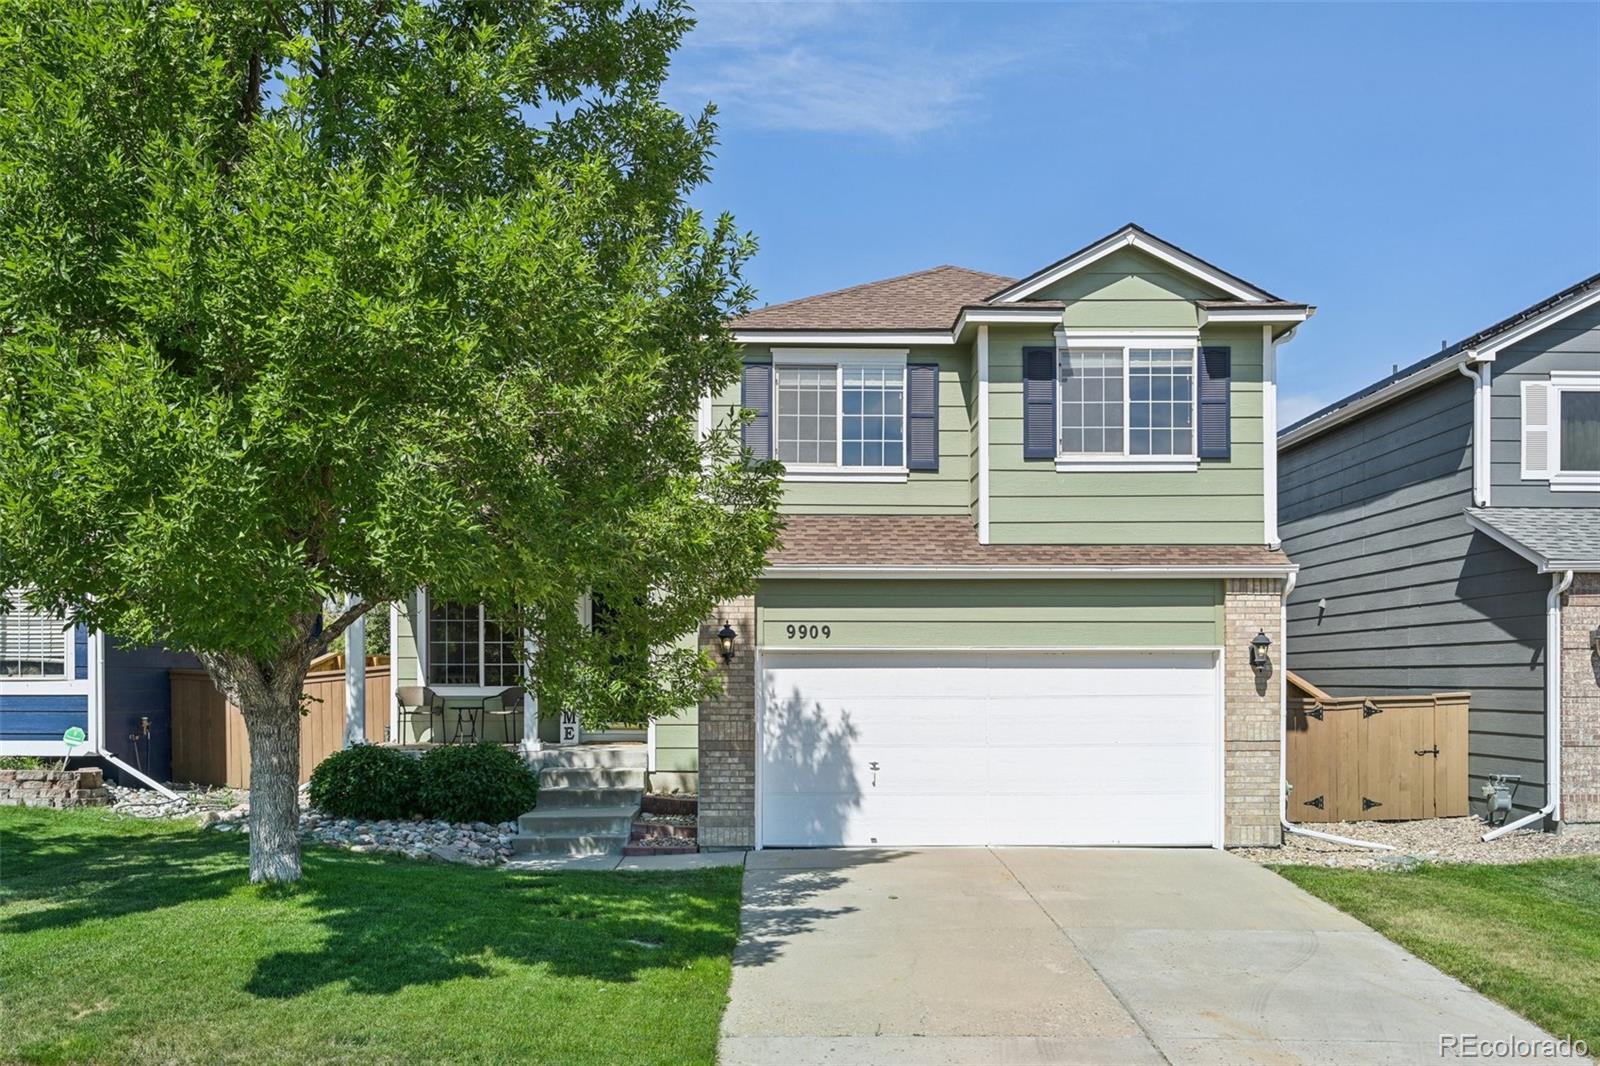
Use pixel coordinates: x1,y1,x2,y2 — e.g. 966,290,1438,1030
0,0,780,882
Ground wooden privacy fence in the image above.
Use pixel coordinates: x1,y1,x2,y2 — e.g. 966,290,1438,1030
1286,681,1468,822
170,660,391,788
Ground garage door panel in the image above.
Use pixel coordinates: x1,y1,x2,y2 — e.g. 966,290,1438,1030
760,650,1220,848
984,696,1216,745
987,743,1215,795
987,794,1215,846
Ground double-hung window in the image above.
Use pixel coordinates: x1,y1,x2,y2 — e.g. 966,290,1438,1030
1057,337,1197,469
426,600,520,688
0,606,69,679
1526,371,1600,489
773,350,907,477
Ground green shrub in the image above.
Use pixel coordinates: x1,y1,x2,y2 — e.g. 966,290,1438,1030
418,743,538,823
307,744,422,820
0,756,46,770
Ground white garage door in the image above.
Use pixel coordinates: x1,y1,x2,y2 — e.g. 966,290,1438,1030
758,650,1220,848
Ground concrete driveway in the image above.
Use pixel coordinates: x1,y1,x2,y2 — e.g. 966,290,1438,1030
720,848,1560,1065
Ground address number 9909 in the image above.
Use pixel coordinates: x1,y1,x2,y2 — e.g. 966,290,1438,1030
784,624,831,640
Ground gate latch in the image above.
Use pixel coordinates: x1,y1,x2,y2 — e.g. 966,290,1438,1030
1414,745,1440,758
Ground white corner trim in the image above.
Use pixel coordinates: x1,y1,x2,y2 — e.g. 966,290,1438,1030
783,469,909,484
388,600,401,742
977,324,991,545
1263,325,1280,548
1054,458,1198,473
90,629,105,752
991,228,1270,305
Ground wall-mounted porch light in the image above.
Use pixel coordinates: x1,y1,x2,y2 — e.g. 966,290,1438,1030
1249,629,1273,672
716,622,738,663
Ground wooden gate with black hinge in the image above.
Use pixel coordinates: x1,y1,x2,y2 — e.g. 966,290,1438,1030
1286,675,1469,822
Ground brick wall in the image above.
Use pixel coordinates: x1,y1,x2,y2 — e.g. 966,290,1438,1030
0,767,109,809
1224,578,1284,847
1562,573,1600,824
697,597,757,848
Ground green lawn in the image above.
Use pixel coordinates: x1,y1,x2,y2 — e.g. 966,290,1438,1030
0,807,743,1065
1276,857,1600,1048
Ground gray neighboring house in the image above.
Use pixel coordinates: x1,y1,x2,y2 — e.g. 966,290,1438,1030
1278,274,1600,827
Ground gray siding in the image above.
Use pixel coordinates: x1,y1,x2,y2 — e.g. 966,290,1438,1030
1490,301,1600,507
1280,374,1550,815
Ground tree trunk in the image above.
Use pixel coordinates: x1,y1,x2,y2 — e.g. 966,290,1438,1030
200,640,316,884
239,690,303,883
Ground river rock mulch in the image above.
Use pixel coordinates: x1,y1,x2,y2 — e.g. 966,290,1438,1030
108,783,517,867
1236,816,1600,869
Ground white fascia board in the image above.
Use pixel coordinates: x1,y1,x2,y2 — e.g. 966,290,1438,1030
733,330,954,347
992,229,1269,305
1478,286,1600,357
952,308,1064,340
764,564,1298,580
1283,287,1600,451
1199,308,1312,325
1279,354,1470,451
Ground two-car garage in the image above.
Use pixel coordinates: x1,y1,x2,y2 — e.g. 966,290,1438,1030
756,649,1223,848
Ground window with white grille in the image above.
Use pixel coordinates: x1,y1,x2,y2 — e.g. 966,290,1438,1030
0,609,68,679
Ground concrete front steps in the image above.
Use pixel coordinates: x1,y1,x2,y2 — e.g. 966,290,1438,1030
513,745,646,857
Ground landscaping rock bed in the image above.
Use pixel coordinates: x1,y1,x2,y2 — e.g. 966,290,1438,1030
1237,816,1600,869
109,783,518,867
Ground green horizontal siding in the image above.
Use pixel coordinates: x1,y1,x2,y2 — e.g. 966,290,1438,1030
758,578,1223,649
986,321,1266,544
718,345,972,515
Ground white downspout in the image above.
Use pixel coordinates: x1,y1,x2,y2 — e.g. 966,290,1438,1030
1483,568,1573,841
1278,570,1396,851
97,748,180,799
1457,358,1491,508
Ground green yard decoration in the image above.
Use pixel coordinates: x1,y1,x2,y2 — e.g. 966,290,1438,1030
0,0,781,883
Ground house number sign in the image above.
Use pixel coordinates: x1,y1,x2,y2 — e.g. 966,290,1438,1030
784,624,831,640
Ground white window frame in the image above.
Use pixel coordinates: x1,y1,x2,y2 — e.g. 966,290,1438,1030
0,596,86,696
1053,330,1200,473
420,593,520,694
1548,371,1600,492
770,348,910,483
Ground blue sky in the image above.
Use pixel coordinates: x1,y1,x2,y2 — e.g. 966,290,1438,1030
667,1,1600,426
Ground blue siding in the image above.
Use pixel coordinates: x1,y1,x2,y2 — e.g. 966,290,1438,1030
103,640,198,782
0,694,89,741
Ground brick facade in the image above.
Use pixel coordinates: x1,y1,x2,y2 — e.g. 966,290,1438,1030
1561,573,1600,824
697,597,757,848
1223,578,1285,847
697,581,1288,849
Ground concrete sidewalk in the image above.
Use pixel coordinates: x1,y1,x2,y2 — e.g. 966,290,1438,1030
501,850,746,872
720,848,1561,1065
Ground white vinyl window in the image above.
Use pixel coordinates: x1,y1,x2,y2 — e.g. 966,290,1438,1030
0,606,70,680
1057,339,1196,467
1524,373,1600,490
772,350,907,476
426,600,519,688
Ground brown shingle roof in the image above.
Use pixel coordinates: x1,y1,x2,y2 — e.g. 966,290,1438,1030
734,265,1015,332
768,515,1293,569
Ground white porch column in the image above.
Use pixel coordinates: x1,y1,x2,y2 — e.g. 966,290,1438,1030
521,631,541,754
343,598,366,748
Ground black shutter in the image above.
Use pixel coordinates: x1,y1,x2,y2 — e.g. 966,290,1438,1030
906,363,939,471
1197,346,1231,460
740,362,773,460
1022,346,1056,460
